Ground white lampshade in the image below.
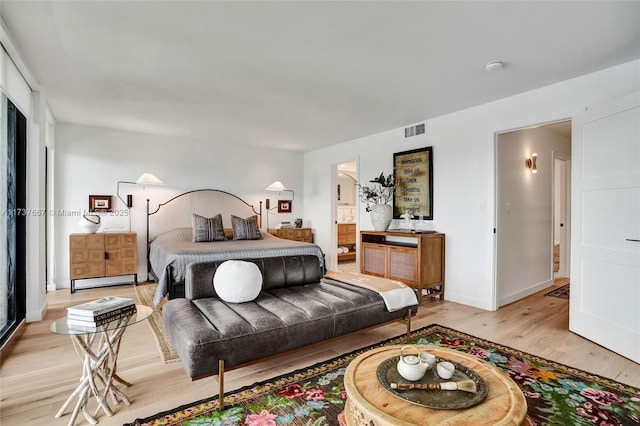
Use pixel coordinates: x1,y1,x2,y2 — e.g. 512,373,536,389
136,173,164,186
266,180,287,191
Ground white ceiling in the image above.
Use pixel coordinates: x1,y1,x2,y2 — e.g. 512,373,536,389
1,1,638,152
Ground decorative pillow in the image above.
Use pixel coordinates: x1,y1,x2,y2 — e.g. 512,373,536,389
213,260,263,303
231,215,262,240
192,213,226,242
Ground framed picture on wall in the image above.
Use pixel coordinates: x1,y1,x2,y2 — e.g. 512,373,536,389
393,147,433,219
278,200,292,213
89,195,113,213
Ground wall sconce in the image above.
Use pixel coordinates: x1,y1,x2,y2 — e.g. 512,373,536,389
264,181,295,229
117,173,164,230
265,180,294,209
525,153,538,174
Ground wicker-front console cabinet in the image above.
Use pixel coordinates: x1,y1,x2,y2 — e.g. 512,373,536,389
360,230,445,304
69,232,138,293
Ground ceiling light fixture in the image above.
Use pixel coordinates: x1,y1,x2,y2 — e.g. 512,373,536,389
486,61,504,72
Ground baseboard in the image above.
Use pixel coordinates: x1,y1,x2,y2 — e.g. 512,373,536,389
499,279,553,307
26,300,48,323
445,292,495,311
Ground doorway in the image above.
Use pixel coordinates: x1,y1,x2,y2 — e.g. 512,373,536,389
335,161,357,273
495,120,571,308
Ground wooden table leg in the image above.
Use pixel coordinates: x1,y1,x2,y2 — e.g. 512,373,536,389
56,318,133,425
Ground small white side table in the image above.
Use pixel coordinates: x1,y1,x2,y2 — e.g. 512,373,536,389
50,305,152,426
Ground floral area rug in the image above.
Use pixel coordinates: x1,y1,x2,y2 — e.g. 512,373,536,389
125,324,639,426
545,283,570,299
134,281,179,362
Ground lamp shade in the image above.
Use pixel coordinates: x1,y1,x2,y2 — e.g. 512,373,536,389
266,180,287,191
136,173,164,185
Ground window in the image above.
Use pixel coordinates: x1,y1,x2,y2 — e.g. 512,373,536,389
1,92,27,347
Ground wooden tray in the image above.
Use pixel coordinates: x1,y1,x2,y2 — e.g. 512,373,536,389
376,356,488,409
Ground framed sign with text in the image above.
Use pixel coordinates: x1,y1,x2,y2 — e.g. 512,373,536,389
393,147,433,219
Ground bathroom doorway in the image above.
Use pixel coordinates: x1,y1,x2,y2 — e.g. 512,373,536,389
336,161,358,273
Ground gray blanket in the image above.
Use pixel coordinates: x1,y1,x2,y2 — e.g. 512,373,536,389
149,228,325,304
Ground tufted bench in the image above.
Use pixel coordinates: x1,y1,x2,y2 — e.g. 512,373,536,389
162,255,418,380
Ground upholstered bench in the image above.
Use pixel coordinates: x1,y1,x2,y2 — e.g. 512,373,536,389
162,255,418,380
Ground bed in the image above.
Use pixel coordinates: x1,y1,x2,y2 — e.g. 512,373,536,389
146,189,325,304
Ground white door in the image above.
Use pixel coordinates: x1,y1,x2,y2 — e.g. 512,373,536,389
570,92,640,363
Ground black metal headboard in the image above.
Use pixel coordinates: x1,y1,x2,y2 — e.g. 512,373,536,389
146,188,262,243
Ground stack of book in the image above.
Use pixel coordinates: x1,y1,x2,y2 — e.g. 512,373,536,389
66,296,137,328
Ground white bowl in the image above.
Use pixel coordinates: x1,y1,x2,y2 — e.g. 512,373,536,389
419,351,436,368
436,361,455,379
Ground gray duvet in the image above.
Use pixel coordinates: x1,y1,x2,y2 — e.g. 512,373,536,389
149,228,325,304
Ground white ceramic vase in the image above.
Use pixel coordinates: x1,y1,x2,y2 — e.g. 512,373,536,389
369,204,392,231
79,215,101,233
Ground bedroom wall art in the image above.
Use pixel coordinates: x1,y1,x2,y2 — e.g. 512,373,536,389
88,195,113,213
393,146,433,220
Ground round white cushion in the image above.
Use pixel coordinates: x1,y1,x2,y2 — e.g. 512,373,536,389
213,260,263,303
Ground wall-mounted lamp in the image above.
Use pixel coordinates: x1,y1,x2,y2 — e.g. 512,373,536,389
266,181,294,200
525,153,538,174
265,180,294,208
264,181,295,229
117,173,164,230
135,172,164,188
117,173,165,207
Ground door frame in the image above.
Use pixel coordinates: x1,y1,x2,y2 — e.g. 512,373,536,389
332,159,358,272
552,152,571,278
493,117,572,310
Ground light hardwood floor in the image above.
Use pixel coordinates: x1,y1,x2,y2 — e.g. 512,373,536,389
1,279,638,426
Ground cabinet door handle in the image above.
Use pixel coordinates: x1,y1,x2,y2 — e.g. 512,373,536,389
104,251,109,260
626,238,640,242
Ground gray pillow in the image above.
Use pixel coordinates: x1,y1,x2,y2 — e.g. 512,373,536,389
231,215,262,240
192,213,226,242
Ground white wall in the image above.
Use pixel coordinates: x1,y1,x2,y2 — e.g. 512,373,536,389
496,125,570,306
53,123,305,289
304,59,640,311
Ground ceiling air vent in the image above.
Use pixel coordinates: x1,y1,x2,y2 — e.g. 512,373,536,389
404,123,426,138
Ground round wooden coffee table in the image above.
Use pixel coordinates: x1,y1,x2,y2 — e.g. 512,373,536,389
344,345,527,426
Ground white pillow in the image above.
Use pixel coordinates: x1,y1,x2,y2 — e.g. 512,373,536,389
213,260,263,303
